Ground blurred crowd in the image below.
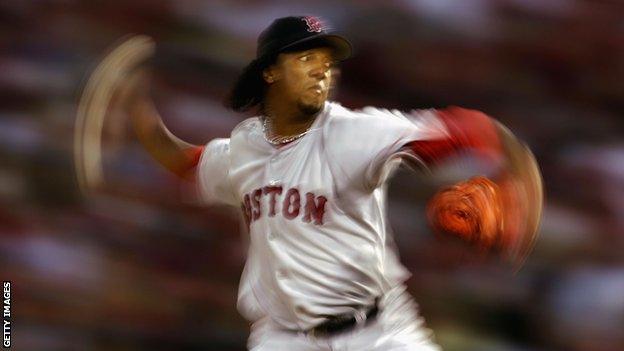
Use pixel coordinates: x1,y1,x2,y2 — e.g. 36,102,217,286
0,1,623,350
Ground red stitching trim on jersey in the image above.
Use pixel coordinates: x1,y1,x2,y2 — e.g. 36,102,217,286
187,146,204,168
176,145,205,178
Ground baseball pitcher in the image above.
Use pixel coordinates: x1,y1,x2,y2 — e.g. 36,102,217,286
118,16,543,351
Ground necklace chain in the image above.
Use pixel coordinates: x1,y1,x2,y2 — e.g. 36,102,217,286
262,117,315,145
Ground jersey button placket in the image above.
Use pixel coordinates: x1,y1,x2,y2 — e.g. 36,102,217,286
266,152,281,195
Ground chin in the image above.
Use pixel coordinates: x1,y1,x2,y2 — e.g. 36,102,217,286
298,98,326,116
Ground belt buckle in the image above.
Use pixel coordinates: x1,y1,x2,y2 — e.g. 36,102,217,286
354,308,367,325
307,325,325,339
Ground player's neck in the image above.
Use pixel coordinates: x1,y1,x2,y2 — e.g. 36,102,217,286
262,96,317,137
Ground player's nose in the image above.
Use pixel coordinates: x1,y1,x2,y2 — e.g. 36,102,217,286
309,62,331,80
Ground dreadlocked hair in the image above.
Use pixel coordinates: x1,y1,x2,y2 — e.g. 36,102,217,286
225,57,273,112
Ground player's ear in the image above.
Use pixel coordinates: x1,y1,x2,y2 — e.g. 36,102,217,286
262,66,278,84
263,55,286,84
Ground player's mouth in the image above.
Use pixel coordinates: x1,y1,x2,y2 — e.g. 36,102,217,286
309,83,326,95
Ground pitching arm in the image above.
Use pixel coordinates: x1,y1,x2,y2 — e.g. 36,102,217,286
130,96,203,179
122,74,203,180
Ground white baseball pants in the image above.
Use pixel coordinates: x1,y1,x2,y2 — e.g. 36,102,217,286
247,286,442,351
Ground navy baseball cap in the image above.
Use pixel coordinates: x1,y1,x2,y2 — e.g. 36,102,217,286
255,16,352,63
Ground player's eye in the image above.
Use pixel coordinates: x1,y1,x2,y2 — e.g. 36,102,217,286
299,55,311,62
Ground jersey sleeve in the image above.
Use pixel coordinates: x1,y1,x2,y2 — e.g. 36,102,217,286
326,105,503,191
399,107,503,170
195,138,238,206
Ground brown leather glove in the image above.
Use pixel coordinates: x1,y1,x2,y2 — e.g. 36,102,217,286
427,174,537,266
427,176,502,248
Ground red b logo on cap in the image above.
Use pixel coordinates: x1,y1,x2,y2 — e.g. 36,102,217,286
303,16,323,33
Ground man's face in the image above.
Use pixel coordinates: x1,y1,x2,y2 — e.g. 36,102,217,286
265,47,336,116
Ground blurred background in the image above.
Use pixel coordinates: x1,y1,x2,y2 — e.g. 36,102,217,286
1,1,623,350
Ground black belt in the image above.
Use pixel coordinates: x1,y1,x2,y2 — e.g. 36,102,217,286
308,299,380,337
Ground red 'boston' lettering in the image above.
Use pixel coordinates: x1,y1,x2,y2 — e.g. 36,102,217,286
303,192,327,225
282,188,301,219
252,188,262,220
242,186,326,226
263,186,283,217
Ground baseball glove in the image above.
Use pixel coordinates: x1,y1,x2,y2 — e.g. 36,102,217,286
427,173,539,268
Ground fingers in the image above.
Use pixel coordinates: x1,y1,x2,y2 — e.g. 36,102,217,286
115,67,152,112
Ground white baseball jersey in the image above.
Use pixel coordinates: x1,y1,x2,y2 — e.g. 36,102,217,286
196,101,462,331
